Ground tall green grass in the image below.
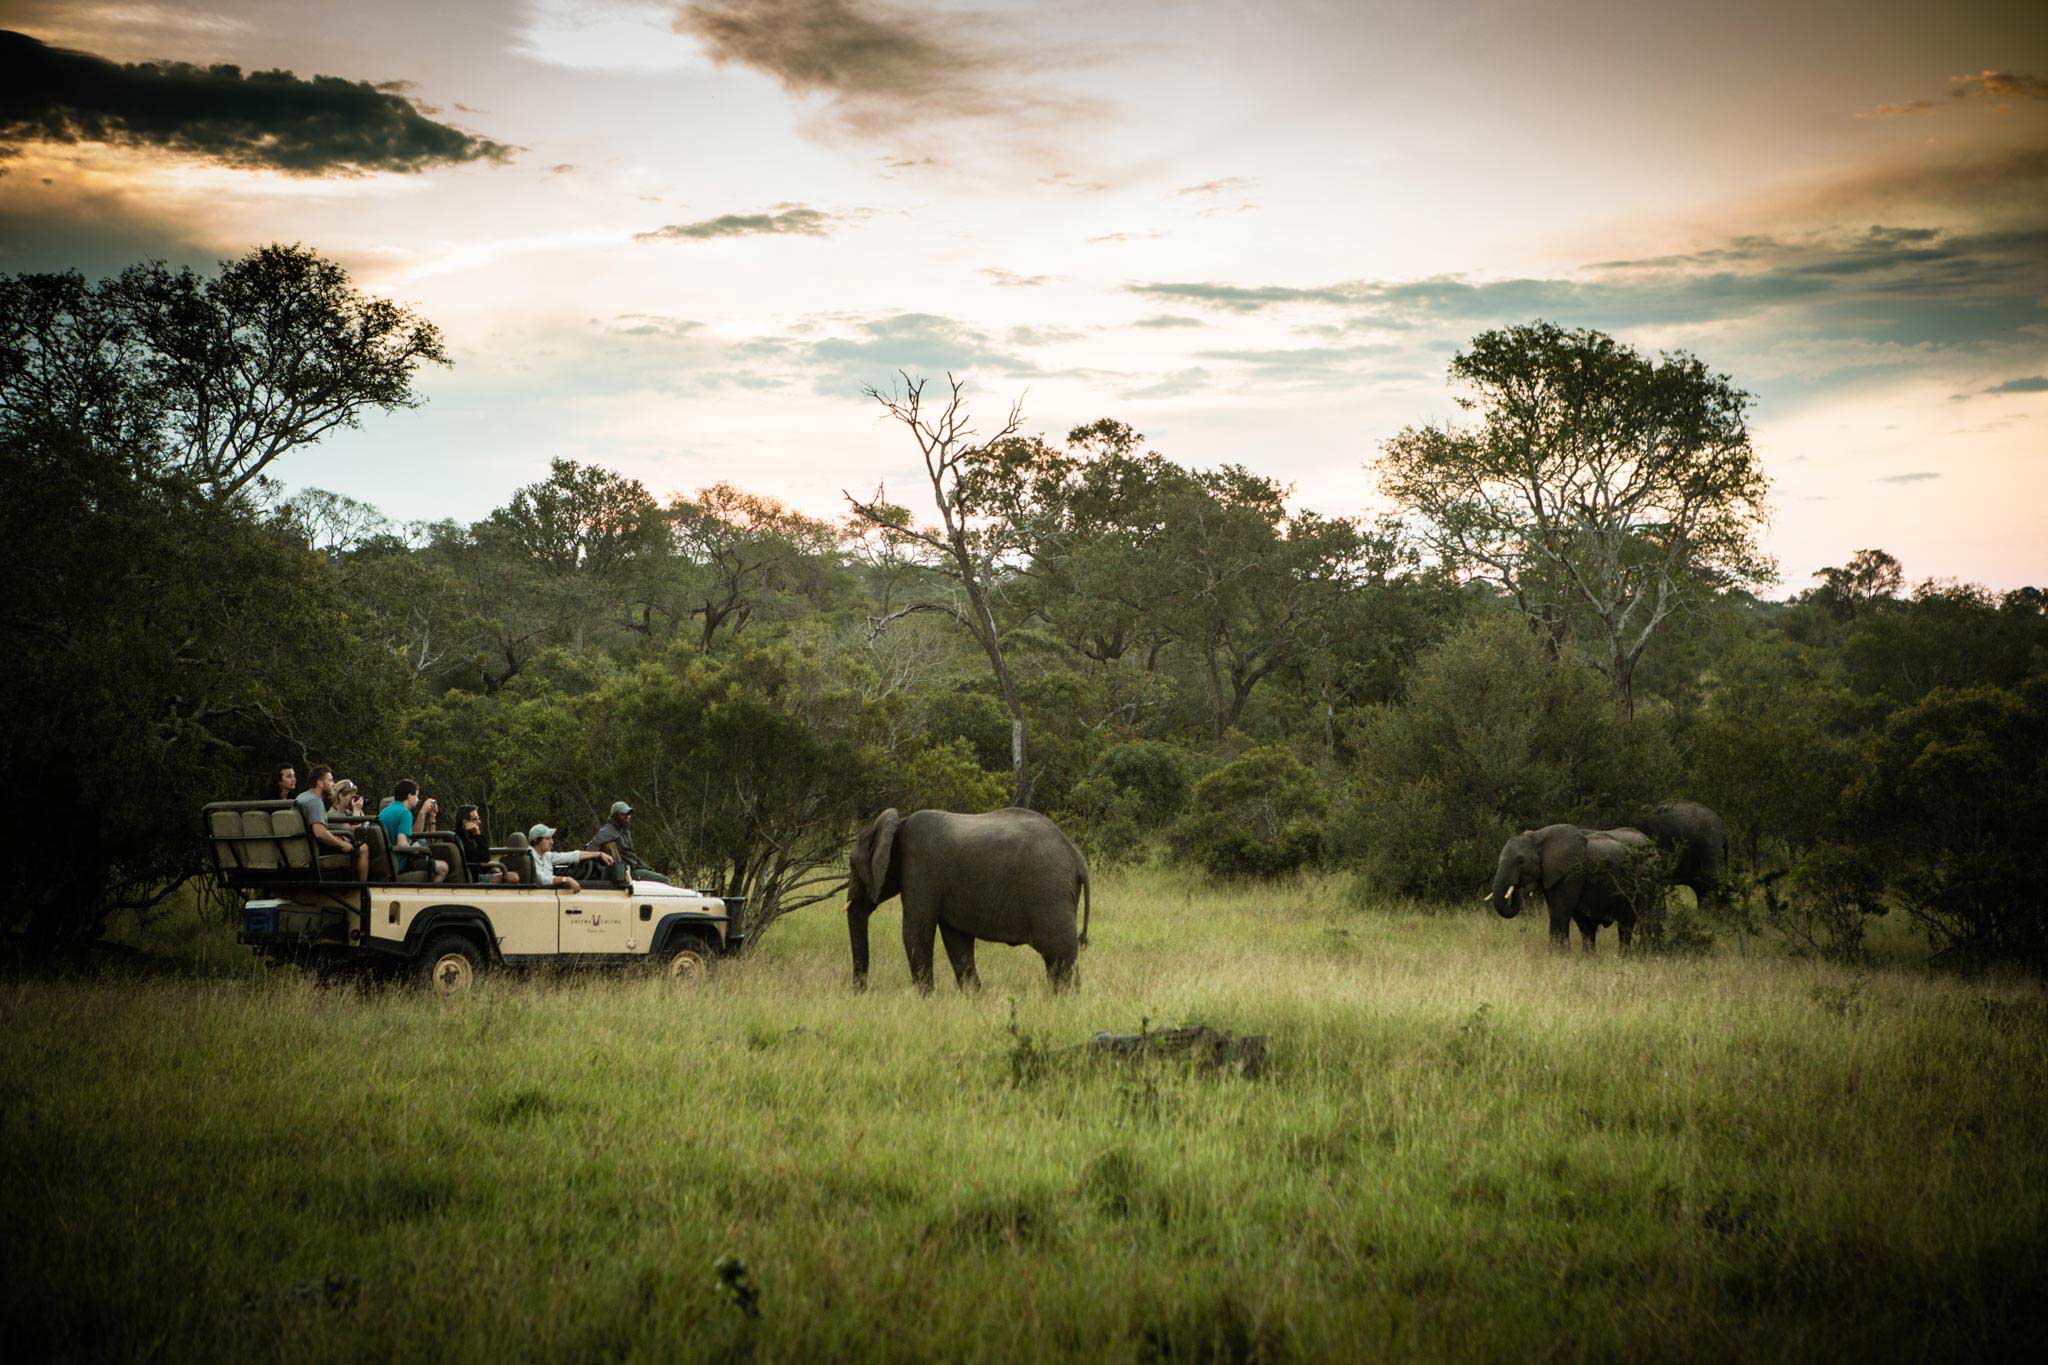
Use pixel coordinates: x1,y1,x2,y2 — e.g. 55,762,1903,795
3,869,2044,1361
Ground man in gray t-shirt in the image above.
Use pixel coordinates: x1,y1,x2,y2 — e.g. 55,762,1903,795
295,766,367,880
586,801,670,885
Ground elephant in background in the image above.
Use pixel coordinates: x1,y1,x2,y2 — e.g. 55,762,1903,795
1636,800,1731,905
1489,824,1662,952
846,807,1091,993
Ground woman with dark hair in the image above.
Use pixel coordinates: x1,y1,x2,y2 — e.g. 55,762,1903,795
453,805,516,884
262,765,297,801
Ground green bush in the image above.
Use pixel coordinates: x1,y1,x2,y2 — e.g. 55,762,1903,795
1170,746,1328,880
1839,674,2048,970
1087,740,1193,828
1343,615,1679,898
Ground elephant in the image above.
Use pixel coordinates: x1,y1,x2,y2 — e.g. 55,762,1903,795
1488,823,1663,952
846,807,1091,993
1635,800,1731,906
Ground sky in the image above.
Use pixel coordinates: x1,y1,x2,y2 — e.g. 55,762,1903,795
2,0,2045,590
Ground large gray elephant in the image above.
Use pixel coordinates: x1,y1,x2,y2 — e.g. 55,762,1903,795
846,807,1091,993
1489,824,1661,952
1635,800,1730,904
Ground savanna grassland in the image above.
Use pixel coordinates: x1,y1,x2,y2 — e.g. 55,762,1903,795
3,871,2045,1363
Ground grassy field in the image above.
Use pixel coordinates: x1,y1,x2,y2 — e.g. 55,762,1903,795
3,869,2045,1363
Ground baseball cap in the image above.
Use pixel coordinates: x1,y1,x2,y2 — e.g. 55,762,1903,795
610,801,633,817
527,823,556,842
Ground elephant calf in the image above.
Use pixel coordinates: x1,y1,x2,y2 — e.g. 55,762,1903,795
846,807,1092,993
1489,824,1662,953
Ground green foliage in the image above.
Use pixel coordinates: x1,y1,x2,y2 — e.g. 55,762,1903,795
1345,615,1678,896
1681,636,1860,865
1839,674,2048,970
1170,746,1328,879
1088,740,1194,828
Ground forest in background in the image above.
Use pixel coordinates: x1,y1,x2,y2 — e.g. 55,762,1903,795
4,247,2044,967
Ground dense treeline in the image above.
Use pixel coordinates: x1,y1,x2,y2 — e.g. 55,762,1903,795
4,248,2043,966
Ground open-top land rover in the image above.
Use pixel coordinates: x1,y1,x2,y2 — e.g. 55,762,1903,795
205,800,743,993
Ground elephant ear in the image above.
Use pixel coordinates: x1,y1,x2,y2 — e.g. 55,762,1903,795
867,808,901,899
1539,825,1589,889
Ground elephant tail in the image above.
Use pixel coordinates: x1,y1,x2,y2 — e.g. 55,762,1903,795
1078,868,1091,949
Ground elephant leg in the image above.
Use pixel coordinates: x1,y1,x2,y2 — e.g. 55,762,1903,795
939,922,981,992
1578,916,1598,954
901,896,938,995
1040,946,1078,992
1545,890,1572,949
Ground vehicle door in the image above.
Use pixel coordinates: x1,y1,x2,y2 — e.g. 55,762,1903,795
491,884,561,956
559,884,637,955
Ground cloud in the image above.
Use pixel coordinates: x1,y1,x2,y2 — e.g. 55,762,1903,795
1128,281,1366,311
635,204,834,240
1131,225,2048,348
0,29,512,175
1855,99,1936,119
1120,367,1210,400
1172,176,1256,197
1876,472,1942,483
548,162,576,174
668,0,1094,139
1132,314,1202,329
1004,325,1084,346
1951,70,2048,103
4,3,249,62
800,311,1041,394
981,267,1051,287
1983,375,2048,394
1088,231,1165,244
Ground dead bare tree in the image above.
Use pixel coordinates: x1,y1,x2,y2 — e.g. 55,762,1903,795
845,373,1034,806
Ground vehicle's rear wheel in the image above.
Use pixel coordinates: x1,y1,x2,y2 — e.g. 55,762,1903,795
664,939,716,984
416,932,485,996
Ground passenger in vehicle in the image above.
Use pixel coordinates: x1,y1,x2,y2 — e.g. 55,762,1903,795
330,780,362,818
262,765,297,801
453,805,518,885
586,801,669,885
378,780,449,883
296,766,368,881
527,823,613,892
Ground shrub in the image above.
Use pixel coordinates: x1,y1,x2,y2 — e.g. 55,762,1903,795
1839,674,2048,970
1169,746,1327,880
1088,740,1193,828
1343,615,1679,898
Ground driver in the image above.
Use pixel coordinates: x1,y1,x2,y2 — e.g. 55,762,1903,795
585,801,670,885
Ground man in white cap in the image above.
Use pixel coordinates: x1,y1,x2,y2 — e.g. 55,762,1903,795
525,823,614,892
586,801,669,885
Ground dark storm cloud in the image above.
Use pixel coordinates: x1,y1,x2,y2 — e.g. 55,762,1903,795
634,205,834,241
1982,375,2048,394
0,29,512,174
670,0,1089,136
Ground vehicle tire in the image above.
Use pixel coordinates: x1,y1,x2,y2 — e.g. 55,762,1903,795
664,938,716,984
416,932,486,996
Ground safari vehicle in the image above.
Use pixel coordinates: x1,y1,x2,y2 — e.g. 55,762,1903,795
204,800,744,994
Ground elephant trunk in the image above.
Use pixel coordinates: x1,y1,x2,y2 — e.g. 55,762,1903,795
847,903,873,989
1491,874,1523,919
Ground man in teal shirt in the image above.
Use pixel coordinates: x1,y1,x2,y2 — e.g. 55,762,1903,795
379,780,448,882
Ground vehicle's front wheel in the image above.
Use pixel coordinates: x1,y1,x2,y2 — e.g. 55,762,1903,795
416,932,486,996
664,940,716,984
